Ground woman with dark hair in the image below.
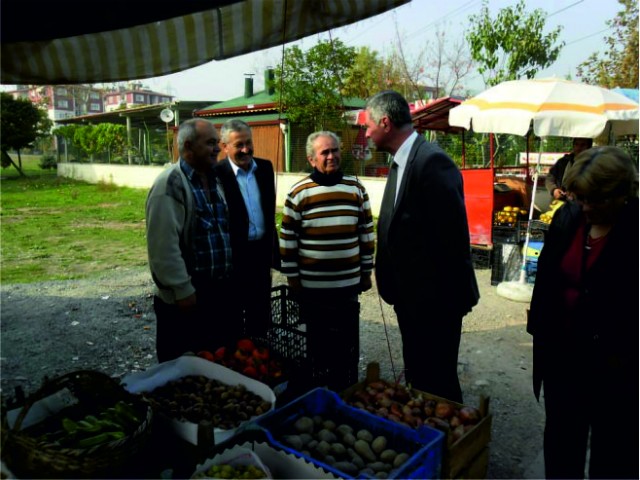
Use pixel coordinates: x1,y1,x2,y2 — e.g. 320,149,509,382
528,146,639,479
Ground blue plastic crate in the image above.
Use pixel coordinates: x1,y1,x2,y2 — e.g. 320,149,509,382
254,387,444,479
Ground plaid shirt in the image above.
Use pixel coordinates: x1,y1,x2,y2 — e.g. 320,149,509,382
180,160,232,279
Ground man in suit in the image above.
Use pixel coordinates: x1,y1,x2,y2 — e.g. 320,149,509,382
364,90,479,403
215,119,278,338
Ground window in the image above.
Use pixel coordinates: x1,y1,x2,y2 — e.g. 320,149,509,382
90,92,100,100
90,103,101,111
57,99,69,108
56,87,67,96
134,94,145,102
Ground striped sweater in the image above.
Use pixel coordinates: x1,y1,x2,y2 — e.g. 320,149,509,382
279,173,375,290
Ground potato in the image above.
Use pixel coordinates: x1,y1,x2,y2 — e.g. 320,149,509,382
379,449,397,463
354,439,376,462
356,429,374,443
294,416,314,434
371,436,387,454
393,452,410,468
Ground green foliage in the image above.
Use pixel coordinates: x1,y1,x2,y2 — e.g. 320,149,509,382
275,39,356,130
466,0,564,86
1,175,147,284
71,123,127,160
342,47,403,99
39,154,57,170
576,0,638,88
0,92,53,154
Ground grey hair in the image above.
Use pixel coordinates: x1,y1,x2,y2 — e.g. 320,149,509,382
221,119,251,143
177,118,210,155
365,90,412,127
306,131,340,158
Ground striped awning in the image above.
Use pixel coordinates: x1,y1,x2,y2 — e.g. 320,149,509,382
1,0,410,84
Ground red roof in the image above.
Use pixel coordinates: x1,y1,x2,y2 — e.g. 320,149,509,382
411,96,465,134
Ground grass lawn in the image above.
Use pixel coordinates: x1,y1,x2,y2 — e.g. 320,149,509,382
1,169,148,284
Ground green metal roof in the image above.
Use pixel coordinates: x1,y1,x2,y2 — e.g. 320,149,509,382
198,91,366,113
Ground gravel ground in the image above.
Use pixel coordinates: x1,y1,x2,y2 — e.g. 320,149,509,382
0,266,544,479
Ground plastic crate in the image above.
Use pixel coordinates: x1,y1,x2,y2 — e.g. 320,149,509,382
471,246,492,269
492,225,520,244
248,286,309,388
255,387,444,479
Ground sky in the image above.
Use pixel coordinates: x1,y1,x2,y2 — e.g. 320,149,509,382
139,0,621,102
0,0,622,101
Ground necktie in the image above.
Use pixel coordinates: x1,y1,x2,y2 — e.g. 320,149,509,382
382,160,398,211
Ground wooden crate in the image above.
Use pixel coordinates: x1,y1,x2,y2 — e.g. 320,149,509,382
453,446,490,479
342,363,492,479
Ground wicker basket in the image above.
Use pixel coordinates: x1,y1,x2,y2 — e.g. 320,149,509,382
1,370,153,479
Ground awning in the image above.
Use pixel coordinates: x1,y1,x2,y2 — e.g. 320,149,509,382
1,0,410,84
346,95,466,134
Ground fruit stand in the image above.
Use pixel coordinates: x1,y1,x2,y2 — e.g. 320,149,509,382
411,97,551,283
1,287,493,480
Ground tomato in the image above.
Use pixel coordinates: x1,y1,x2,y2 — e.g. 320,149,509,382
236,338,255,352
242,366,257,378
214,346,226,360
234,350,248,362
252,347,269,361
197,350,214,362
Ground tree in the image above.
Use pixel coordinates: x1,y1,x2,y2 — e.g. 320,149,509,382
52,124,80,162
466,0,564,86
0,92,52,176
274,39,356,130
576,0,638,88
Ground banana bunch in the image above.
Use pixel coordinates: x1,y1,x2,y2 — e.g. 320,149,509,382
539,199,565,224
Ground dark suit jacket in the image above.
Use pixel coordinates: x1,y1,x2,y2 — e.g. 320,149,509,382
527,198,639,401
215,157,279,271
375,135,479,317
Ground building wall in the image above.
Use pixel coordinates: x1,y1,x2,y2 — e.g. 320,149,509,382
57,163,388,216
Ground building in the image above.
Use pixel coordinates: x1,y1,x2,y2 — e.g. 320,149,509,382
103,82,173,112
194,69,374,174
7,85,105,122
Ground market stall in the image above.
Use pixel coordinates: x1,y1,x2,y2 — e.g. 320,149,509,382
1,287,491,479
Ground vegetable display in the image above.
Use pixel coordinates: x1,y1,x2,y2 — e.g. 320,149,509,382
346,380,483,445
36,400,140,449
197,339,285,385
141,375,272,429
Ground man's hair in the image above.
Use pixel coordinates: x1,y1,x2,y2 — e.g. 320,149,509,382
177,118,209,154
573,137,594,148
365,90,412,127
221,119,252,143
306,131,340,158
564,146,638,199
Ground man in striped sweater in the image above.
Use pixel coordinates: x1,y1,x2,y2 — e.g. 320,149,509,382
279,131,375,392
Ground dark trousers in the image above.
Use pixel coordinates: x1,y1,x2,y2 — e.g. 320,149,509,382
299,292,360,393
543,344,638,479
232,239,272,338
394,302,463,403
154,276,242,363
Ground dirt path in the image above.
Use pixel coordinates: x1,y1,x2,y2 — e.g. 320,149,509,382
0,267,544,478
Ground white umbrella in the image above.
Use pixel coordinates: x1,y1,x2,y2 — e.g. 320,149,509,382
449,78,639,302
449,78,639,138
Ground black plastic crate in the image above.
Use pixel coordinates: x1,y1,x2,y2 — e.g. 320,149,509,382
250,286,308,376
471,246,492,269
492,224,520,244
